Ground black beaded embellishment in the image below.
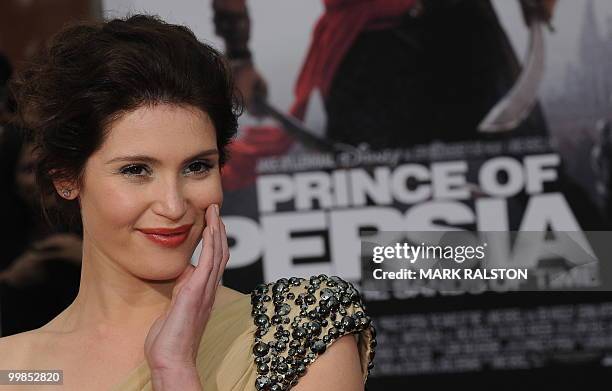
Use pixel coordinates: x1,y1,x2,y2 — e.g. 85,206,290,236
250,274,377,391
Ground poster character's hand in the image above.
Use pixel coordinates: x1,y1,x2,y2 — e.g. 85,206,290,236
144,204,230,377
232,60,268,117
520,0,558,26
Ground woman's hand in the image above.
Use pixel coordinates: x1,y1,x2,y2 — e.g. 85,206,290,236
144,204,230,390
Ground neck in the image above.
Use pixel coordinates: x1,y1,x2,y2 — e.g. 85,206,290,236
53,237,175,338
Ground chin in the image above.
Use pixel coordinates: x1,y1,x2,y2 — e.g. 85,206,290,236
133,252,192,281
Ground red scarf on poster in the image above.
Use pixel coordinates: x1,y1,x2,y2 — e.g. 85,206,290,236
290,0,416,119
223,0,415,191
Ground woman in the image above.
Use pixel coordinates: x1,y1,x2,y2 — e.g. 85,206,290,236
0,15,375,391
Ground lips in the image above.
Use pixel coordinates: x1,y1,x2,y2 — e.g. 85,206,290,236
137,224,193,248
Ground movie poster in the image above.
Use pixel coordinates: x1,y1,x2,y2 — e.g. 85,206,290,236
102,0,612,388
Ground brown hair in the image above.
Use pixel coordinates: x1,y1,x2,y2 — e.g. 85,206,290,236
11,14,241,230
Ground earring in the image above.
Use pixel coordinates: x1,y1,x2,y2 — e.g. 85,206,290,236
62,188,72,198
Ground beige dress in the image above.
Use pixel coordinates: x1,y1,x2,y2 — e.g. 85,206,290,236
110,274,376,391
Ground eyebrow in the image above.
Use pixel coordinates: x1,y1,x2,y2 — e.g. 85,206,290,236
105,149,219,166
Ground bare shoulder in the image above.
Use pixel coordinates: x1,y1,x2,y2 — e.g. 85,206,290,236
0,330,39,367
0,330,36,353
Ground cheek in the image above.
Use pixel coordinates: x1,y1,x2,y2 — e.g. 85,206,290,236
81,179,146,229
189,175,223,211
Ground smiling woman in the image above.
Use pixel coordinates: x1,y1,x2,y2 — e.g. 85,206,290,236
74,104,223,281
0,14,375,391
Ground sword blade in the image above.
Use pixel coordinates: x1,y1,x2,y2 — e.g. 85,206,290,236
478,21,545,133
256,99,339,153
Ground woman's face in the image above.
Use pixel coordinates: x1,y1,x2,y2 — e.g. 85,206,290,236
73,104,222,280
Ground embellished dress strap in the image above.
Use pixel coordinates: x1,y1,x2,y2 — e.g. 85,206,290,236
250,274,377,390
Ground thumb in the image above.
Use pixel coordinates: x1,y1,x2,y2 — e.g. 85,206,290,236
171,264,195,302
144,314,167,357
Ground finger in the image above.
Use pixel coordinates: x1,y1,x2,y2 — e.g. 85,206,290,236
192,205,214,271
161,227,214,339
205,204,223,300
171,263,196,303
165,228,212,324
217,217,230,286
211,204,222,275
191,217,215,291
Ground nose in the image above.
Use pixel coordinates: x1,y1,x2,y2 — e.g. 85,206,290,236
151,178,187,221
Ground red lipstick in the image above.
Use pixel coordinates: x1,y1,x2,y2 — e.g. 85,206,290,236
138,224,193,248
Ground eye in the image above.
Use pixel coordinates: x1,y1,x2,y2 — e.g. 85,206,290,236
183,160,213,176
119,164,151,177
